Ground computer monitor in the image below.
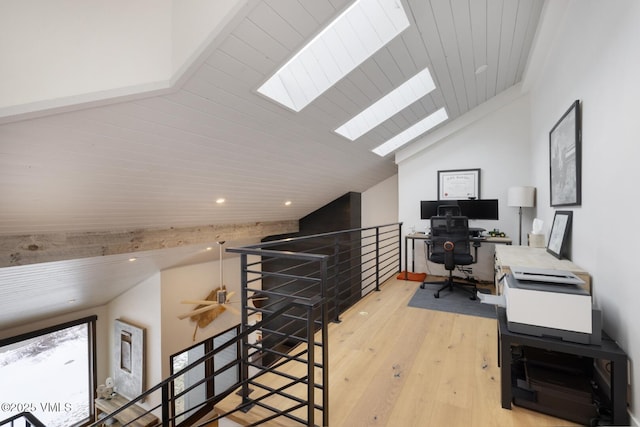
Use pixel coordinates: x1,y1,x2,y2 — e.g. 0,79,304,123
458,199,499,220
420,199,499,220
420,200,459,219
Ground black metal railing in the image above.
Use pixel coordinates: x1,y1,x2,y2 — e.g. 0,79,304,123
0,412,46,427
232,222,402,324
87,299,312,427
86,222,402,427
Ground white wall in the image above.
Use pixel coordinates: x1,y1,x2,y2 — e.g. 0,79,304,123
0,0,172,111
160,256,242,377
398,94,532,280
0,0,246,117
107,273,162,413
528,0,640,421
361,174,398,228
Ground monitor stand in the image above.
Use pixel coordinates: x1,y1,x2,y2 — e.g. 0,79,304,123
469,227,485,238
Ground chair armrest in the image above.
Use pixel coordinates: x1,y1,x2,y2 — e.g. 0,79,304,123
471,242,479,264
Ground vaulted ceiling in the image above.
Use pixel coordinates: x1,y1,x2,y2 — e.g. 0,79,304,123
0,0,545,329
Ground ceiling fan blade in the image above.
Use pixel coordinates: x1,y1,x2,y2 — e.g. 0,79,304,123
181,299,218,305
177,304,220,319
225,291,236,303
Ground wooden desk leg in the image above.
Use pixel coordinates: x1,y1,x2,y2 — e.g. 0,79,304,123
500,335,512,409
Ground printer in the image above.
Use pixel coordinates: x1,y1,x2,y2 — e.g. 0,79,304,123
502,267,601,345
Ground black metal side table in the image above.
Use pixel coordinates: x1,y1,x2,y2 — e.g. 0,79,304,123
496,307,628,426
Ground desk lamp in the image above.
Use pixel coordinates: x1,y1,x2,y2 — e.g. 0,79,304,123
508,186,535,245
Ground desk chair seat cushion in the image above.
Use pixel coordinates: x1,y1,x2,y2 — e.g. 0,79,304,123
430,252,473,265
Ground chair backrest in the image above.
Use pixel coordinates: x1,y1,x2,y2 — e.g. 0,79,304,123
429,214,471,257
436,204,461,216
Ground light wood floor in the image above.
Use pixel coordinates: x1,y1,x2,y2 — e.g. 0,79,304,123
216,277,579,426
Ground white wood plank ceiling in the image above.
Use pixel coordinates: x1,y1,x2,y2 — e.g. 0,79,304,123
0,0,544,329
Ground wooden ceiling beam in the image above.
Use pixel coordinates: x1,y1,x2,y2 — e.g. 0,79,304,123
0,220,298,267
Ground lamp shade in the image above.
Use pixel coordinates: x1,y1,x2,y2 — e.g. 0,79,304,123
507,186,535,208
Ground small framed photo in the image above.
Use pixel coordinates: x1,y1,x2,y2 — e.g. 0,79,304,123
547,210,572,259
437,168,481,200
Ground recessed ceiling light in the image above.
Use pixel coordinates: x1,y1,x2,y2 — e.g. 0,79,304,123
372,107,448,156
128,257,137,262
206,247,213,251
475,64,488,74
216,198,225,204
257,0,410,112
335,67,436,140
284,201,292,206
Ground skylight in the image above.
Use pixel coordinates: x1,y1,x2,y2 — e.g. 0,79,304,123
372,107,448,156
335,68,436,140
257,0,410,112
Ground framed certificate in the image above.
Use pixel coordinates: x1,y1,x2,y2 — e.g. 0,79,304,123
437,168,481,200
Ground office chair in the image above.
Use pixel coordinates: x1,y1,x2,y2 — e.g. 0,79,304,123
420,214,479,299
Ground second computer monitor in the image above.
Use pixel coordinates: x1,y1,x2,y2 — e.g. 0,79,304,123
420,199,498,220
458,199,499,220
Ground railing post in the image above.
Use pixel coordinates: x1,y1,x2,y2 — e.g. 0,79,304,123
306,302,315,427
398,222,404,274
332,236,341,322
161,382,170,426
240,253,251,402
375,226,380,291
320,256,329,427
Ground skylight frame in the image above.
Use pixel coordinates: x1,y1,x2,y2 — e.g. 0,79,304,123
256,0,410,112
372,107,448,157
335,67,436,140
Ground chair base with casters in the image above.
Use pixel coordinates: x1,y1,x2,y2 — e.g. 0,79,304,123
420,269,478,300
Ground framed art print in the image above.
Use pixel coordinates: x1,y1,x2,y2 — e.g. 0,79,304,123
547,210,572,259
549,100,581,206
114,319,146,400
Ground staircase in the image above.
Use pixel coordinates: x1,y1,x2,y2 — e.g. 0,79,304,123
84,223,401,427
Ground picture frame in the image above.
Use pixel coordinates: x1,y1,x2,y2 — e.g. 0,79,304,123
547,210,572,259
113,319,146,400
437,168,481,200
549,100,581,206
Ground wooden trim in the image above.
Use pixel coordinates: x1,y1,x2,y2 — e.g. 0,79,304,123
0,220,298,267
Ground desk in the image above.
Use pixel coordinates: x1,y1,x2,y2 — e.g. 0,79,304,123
95,394,159,427
404,233,511,281
494,245,590,294
497,307,628,425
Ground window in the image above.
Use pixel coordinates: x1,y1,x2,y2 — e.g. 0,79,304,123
257,0,410,112
335,67,436,140
0,316,97,427
170,325,240,426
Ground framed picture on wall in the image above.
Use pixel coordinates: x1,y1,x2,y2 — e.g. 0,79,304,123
547,210,572,259
113,319,146,400
549,100,581,206
437,168,481,200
